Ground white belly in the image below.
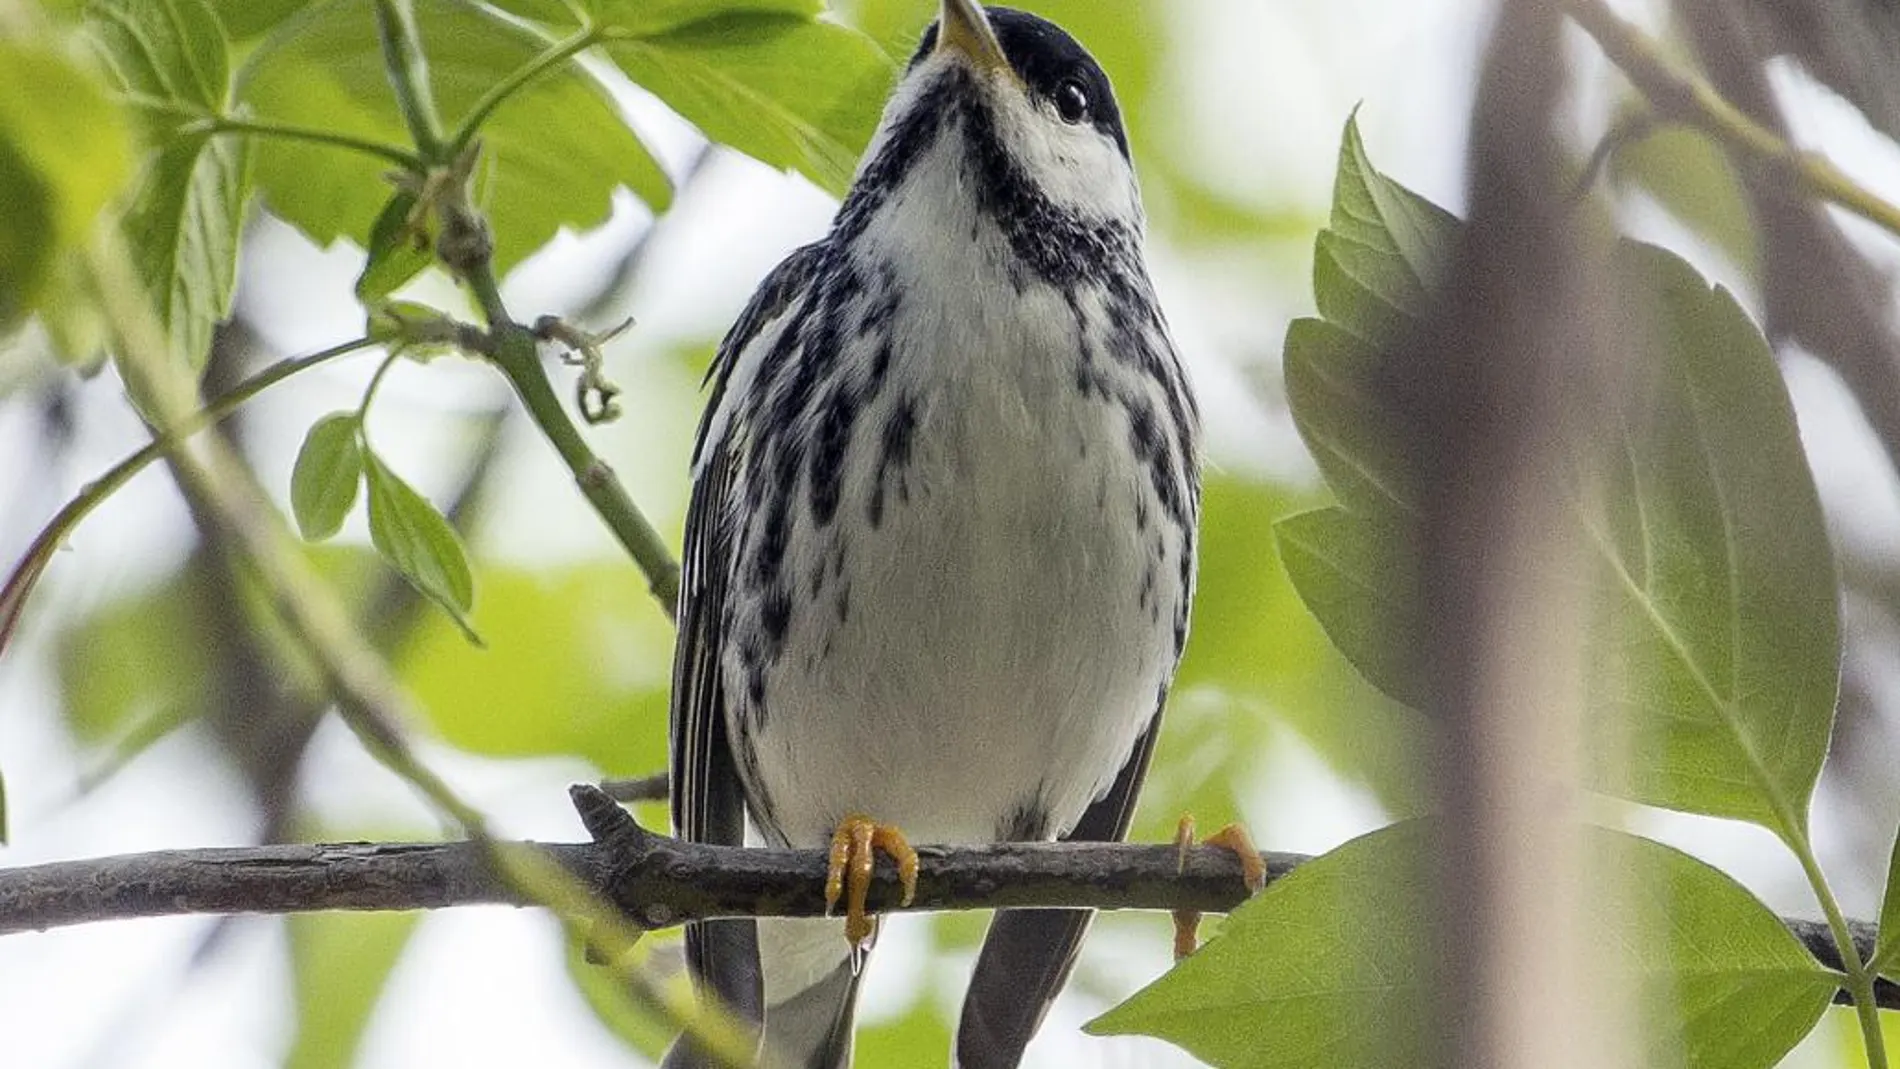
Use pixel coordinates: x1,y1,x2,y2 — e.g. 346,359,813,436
733,283,1183,848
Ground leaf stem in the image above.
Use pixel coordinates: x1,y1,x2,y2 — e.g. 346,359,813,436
190,115,425,170
117,94,427,169
445,196,681,617
357,349,406,417
1586,505,1886,1064
0,338,376,655
373,0,447,163
1788,827,1890,1069
447,26,604,155
483,285,682,618
1565,0,1900,241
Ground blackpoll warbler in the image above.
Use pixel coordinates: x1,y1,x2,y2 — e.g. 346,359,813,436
666,3,1199,1066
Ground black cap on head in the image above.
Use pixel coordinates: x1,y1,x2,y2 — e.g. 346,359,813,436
912,6,1131,160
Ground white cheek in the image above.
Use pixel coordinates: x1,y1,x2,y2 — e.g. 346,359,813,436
993,92,1142,225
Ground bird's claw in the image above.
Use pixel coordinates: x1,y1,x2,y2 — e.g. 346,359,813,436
1171,815,1266,960
824,815,918,949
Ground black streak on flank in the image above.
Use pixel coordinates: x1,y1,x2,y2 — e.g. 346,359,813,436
869,396,921,529
762,585,792,651
1174,541,1193,655
1126,395,1188,530
997,793,1052,841
1066,289,1112,400
858,269,902,342
740,632,769,730
753,496,791,588
692,243,825,468
809,382,858,528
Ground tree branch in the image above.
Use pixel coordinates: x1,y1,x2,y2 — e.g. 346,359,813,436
2,786,1892,1010
0,786,1280,935
1566,0,1900,240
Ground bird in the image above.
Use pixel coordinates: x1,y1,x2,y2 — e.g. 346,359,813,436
664,2,1199,1066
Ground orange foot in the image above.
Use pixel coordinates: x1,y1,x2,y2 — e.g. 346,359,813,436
1171,815,1268,961
825,815,919,949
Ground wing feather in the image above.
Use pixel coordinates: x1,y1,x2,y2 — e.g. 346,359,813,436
663,242,829,1068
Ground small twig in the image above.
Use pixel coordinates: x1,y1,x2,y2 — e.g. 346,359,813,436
1571,111,1659,201
373,0,446,162
449,25,606,155
533,315,631,425
359,13,719,1053
430,137,682,617
1565,0,1900,240
600,773,670,804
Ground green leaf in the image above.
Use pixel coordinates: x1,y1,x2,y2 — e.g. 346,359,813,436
0,40,135,334
1620,833,1841,1069
564,933,672,1059
86,0,229,121
1274,506,1422,711
1311,111,1457,348
286,910,420,1069
211,0,314,40
237,0,672,274
87,0,250,372
120,131,248,372
1089,821,1429,1067
597,0,826,32
290,412,364,541
0,125,57,331
355,192,435,304
601,13,893,197
55,568,207,758
1282,317,1412,520
1328,111,1458,290
399,563,673,774
1090,823,1835,1069
364,451,477,637
484,0,585,25
1283,116,1839,836
1876,832,1900,977
1608,121,1758,283
499,0,832,33
1583,243,1838,833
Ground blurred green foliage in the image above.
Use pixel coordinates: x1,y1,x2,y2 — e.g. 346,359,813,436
400,562,674,776
0,33,133,352
1608,120,1759,281
286,895,422,1069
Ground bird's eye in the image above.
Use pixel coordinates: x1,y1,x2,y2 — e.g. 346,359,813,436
1053,79,1090,125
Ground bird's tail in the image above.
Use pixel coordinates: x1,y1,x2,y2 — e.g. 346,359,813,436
663,916,865,1069
755,916,865,1069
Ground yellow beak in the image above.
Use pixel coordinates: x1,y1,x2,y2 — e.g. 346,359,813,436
936,0,1012,76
